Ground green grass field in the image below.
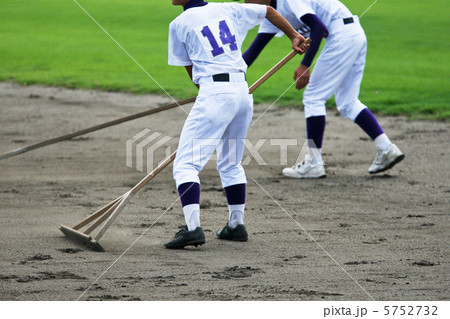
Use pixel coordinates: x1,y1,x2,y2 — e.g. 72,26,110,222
1,0,448,120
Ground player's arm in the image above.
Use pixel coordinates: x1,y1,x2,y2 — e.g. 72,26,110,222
294,14,328,90
243,33,275,67
184,65,199,89
265,6,308,54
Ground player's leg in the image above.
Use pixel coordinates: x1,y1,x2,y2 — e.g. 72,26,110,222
216,83,252,241
166,85,234,248
164,180,206,249
283,39,357,178
165,107,209,249
335,33,404,174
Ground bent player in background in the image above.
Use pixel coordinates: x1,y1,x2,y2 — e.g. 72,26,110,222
242,0,404,178
165,0,308,249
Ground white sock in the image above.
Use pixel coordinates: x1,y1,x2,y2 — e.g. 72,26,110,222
307,147,322,164
183,204,200,231
374,133,392,151
228,204,244,228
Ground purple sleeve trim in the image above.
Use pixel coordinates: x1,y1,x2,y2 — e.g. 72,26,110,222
242,33,275,67
300,14,328,67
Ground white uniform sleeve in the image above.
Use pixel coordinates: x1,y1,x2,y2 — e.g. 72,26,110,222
286,0,315,21
168,21,191,66
258,19,282,36
231,3,267,36
259,0,315,37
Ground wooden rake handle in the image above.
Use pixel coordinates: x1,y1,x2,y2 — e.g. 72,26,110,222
131,150,177,195
0,96,196,161
130,38,311,192
249,37,311,93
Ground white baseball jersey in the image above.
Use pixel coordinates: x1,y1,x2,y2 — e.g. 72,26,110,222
256,0,367,120
259,0,352,37
168,3,267,84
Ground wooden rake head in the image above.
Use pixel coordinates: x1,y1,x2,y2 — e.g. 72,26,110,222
59,192,132,252
59,151,176,251
59,225,105,252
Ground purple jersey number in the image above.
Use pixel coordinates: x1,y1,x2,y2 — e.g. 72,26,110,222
201,20,238,57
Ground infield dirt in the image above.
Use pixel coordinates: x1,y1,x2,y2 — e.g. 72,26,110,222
0,82,448,301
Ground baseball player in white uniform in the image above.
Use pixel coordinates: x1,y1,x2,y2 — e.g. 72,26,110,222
165,0,307,249
243,0,404,178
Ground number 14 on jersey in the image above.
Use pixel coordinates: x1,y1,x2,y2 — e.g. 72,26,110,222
199,20,238,57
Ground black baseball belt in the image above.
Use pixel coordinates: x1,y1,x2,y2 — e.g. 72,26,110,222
212,73,246,82
212,73,230,82
343,17,354,25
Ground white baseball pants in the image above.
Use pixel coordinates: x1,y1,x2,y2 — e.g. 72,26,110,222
174,77,253,188
303,16,368,121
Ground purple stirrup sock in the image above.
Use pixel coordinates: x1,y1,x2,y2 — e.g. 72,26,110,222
354,109,384,140
177,182,200,207
306,116,326,149
224,184,246,205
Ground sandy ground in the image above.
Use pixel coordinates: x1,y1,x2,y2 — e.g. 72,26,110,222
0,82,448,301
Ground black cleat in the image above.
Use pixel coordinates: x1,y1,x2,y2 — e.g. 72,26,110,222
216,224,248,241
164,226,205,249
